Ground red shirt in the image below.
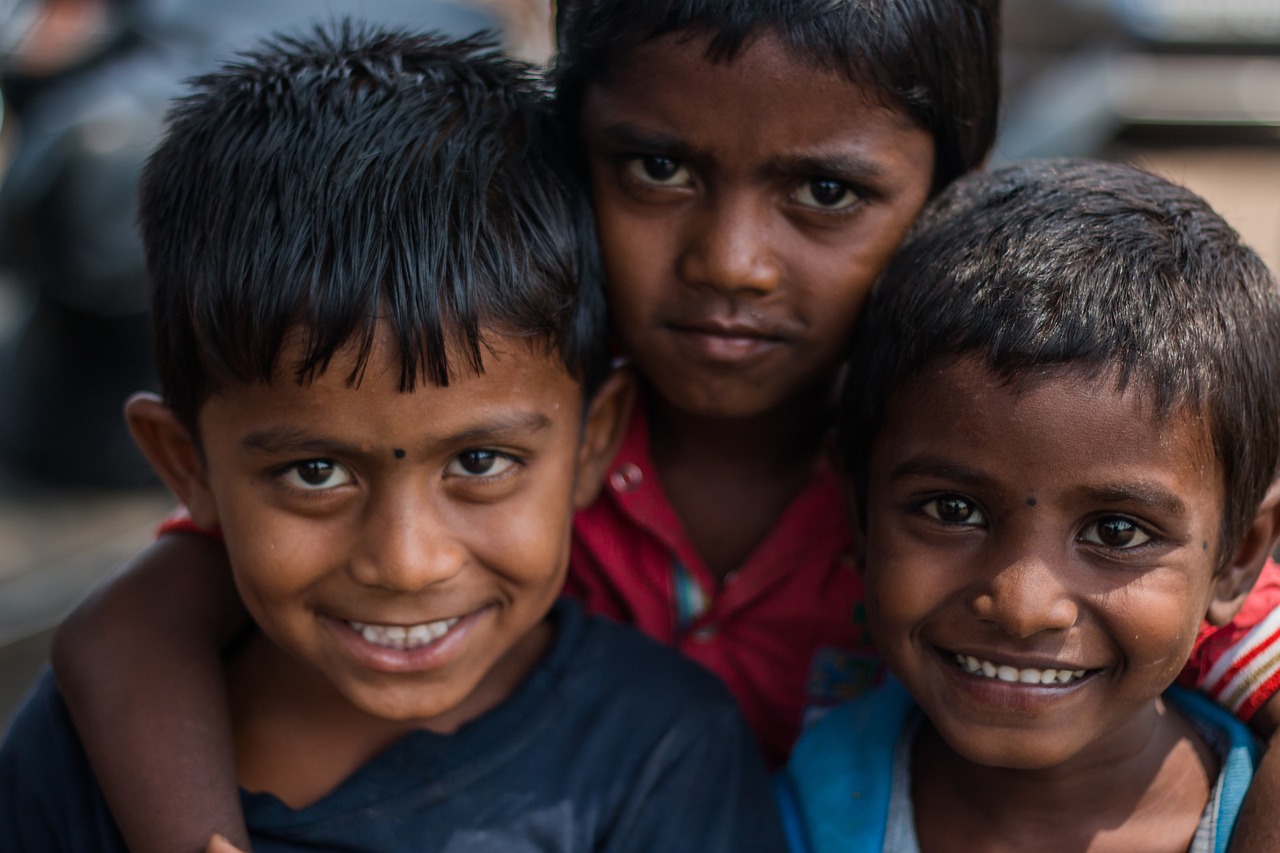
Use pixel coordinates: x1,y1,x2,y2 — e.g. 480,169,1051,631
567,407,879,767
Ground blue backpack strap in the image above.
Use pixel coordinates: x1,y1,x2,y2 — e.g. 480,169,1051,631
777,679,915,853
1165,686,1261,853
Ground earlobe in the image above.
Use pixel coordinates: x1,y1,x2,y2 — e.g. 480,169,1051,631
1207,480,1280,626
571,368,636,509
124,393,219,529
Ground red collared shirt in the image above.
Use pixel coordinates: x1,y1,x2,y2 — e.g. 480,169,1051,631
567,407,879,767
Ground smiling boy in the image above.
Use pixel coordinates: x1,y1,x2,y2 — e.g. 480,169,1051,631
780,159,1280,852
0,27,786,851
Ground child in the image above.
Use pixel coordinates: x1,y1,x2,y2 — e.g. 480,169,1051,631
779,159,1280,852
0,26,786,852
48,1,1280,850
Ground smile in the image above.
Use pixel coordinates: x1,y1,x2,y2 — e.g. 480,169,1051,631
347,617,461,651
954,653,1088,686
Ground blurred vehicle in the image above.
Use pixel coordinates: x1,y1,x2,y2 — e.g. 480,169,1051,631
0,0,498,488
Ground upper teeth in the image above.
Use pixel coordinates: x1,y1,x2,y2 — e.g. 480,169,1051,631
956,653,1087,685
349,617,460,650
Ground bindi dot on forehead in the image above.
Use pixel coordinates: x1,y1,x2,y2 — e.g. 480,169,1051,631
1025,496,1037,507
393,448,406,459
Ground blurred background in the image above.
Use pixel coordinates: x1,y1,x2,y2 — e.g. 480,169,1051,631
1,0,1278,721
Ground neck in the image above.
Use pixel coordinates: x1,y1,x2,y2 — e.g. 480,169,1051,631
642,380,836,579
911,700,1218,852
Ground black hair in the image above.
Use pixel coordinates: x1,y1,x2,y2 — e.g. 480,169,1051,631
841,158,1280,562
139,23,608,432
553,0,1000,193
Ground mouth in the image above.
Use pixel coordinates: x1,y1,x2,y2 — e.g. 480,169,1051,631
952,652,1091,686
346,616,462,651
665,317,788,363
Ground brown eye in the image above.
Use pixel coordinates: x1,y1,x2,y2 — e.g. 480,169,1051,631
1083,517,1151,549
922,495,984,526
281,459,351,490
624,156,691,187
446,450,516,478
793,178,860,211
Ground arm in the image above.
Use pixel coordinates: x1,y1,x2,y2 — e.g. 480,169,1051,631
50,532,253,853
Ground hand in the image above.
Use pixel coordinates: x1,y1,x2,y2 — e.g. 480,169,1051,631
206,833,249,853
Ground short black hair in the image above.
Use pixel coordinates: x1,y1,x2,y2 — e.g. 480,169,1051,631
841,158,1280,562
139,23,607,432
553,0,1000,193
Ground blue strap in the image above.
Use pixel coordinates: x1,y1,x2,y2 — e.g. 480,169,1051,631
777,679,914,853
1165,686,1261,853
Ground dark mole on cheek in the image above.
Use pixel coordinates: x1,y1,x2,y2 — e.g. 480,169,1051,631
1204,541,1210,551
1025,496,1037,507
393,448,406,459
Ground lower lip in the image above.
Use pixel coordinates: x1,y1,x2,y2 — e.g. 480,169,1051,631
667,327,781,365
326,608,488,674
936,649,1094,715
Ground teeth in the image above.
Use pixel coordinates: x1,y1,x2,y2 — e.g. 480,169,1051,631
348,617,461,650
955,653,1087,686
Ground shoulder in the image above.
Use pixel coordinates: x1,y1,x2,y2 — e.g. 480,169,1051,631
558,599,739,713
779,680,916,853
0,668,125,851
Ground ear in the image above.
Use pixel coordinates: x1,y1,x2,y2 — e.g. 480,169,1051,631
1206,480,1280,626
571,368,636,509
124,393,220,530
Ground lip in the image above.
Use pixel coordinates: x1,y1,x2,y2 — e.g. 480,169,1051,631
663,315,793,365
325,605,490,674
932,645,1098,714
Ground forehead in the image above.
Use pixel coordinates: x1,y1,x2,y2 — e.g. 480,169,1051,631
199,331,583,444
874,360,1220,503
582,30,930,166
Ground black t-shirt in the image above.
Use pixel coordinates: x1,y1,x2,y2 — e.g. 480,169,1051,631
0,599,787,851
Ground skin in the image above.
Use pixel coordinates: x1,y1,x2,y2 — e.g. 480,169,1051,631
127,329,627,811
581,31,935,576
862,359,1279,852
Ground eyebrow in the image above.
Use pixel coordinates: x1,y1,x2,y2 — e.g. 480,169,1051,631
1074,484,1188,518
592,121,698,160
888,456,997,490
765,151,890,183
593,120,892,187
890,456,1190,517
240,412,555,457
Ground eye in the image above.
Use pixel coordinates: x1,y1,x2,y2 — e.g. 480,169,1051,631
920,495,985,527
446,450,517,478
280,459,352,491
1081,516,1152,549
623,155,692,188
792,177,860,211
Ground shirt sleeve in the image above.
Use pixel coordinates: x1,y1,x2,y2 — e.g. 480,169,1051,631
156,504,222,539
0,669,127,851
1180,557,1280,721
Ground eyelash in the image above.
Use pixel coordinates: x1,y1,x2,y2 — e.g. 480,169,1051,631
276,459,353,493
616,154,867,217
912,495,1160,556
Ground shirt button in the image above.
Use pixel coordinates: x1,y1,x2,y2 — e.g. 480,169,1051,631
691,625,717,642
609,463,643,493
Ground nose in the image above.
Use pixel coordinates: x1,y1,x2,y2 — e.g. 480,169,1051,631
349,491,466,592
676,193,779,295
968,545,1078,638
